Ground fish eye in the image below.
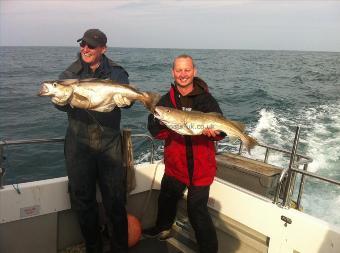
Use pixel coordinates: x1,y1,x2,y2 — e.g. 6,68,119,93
52,82,57,87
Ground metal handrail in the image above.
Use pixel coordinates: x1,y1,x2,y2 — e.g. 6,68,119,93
0,138,64,146
257,142,313,166
0,133,155,188
231,126,340,210
130,134,155,164
282,126,301,207
291,167,340,186
256,127,339,209
237,139,313,166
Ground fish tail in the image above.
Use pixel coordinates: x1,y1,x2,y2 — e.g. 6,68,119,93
243,136,258,154
141,92,161,112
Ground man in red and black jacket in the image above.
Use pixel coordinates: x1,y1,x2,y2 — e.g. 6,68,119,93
144,54,224,253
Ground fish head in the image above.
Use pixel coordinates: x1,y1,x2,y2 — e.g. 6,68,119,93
154,106,196,135
38,80,74,105
154,106,184,124
154,106,172,121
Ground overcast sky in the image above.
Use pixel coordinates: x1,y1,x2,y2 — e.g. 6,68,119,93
1,0,340,52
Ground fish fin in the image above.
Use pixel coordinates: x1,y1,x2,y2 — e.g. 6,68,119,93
95,79,116,84
71,93,91,109
184,123,196,135
80,78,100,82
73,92,89,101
92,103,116,112
205,112,223,117
81,78,131,87
243,136,259,154
78,78,114,85
141,92,161,112
51,97,68,106
228,134,239,144
59,79,79,85
230,120,246,132
127,83,138,89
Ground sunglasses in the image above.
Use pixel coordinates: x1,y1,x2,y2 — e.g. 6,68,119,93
79,41,97,49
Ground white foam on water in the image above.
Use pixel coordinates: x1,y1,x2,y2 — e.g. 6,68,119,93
298,104,340,226
247,109,295,168
249,104,340,226
218,108,296,168
302,105,340,173
254,109,277,132
135,145,164,164
249,105,340,174
135,152,151,164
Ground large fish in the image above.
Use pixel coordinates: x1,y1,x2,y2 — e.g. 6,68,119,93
38,78,160,112
154,106,258,153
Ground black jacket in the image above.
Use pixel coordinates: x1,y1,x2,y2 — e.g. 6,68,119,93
57,54,129,148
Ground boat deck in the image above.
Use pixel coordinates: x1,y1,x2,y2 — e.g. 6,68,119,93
60,237,189,253
130,238,186,253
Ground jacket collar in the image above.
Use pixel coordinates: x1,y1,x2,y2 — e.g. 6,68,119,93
67,54,112,76
169,77,209,108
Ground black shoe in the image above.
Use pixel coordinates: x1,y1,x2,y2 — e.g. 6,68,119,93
142,226,172,241
86,244,103,253
85,238,103,253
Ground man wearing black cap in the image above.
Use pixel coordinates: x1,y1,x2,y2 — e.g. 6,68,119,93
56,28,130,253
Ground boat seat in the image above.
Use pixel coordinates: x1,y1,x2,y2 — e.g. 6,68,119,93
215,152,282,198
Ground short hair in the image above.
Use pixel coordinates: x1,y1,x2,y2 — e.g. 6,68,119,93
172,54,196,69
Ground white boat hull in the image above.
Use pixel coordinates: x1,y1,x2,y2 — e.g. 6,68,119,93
0,161,339,253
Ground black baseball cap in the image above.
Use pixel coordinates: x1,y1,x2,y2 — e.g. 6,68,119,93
77,29,107,47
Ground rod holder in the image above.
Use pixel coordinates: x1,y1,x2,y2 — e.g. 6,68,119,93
282,126,301,207
122,129,136,194
0,167,5,189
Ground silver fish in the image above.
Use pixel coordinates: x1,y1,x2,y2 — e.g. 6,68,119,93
38,78,160,112
154,106,258,153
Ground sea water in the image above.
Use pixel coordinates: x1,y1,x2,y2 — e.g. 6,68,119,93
0,46,339,226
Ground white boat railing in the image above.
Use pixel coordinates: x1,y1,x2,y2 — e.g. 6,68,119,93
0,132,155,189
1,128,340,213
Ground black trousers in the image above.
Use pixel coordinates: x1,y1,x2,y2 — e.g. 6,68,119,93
156,174,218,253
65,133,128,253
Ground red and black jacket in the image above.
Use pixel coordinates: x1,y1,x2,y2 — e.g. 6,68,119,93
147,77,225,186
